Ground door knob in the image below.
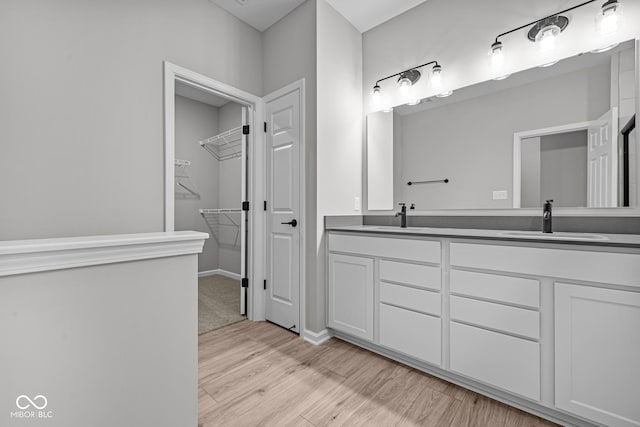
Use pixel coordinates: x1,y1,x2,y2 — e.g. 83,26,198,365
281,219,298,227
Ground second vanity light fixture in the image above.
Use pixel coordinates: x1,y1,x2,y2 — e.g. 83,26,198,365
489,0,623,77
371,60,451,109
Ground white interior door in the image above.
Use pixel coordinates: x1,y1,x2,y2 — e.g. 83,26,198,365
265,86,301,333
588,107,618,207
239,106,249,315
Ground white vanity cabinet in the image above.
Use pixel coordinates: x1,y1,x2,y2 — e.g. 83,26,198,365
326,230,640,427
327,233,441,361
555,283,640,427
449,255,542,401
327,253,374,340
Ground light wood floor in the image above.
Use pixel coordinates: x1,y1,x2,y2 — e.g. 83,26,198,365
198,320,557,427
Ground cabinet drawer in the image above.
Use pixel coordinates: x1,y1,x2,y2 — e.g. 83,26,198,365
450,295,539,339
450,269,539,308
451,242,640,288
329,234,440,264
380,304,441,365
380,282,440,316
380,260,440,291
450,322,540,401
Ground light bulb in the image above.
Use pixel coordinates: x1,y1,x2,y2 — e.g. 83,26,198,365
371,85,382,107
489,41,505,70
535,24,560,51
398,77,411,97
597,0,623,36
431,65,444,89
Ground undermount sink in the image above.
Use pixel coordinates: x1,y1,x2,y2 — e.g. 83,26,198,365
370,226,420,231
498,231,609,241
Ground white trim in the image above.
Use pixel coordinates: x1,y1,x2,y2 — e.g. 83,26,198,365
198,269,241,280
512,120,596,208
302,329,332,345
163,61,265,321
0,231,207,277
263,79,306,334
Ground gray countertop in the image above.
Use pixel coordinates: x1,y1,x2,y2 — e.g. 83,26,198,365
326,225,640,248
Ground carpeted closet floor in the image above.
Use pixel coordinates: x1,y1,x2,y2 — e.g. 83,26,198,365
198,275,245,335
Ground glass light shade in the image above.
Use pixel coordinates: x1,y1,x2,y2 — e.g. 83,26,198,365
489,42,505,70
398,77,412,97
431,66,444,89
596,1,623,36
371,85,382,107
535,24,561,51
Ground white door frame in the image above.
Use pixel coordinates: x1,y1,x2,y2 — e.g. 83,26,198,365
263,79,306,336
163,61,266,321
512,120,593,208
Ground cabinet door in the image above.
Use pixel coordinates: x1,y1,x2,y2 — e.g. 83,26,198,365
327,253,374,341
555,283,640,427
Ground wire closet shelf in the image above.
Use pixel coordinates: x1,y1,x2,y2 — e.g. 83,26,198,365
199,208,241,247
199,126,243,161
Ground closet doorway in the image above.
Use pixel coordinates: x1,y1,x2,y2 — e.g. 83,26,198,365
174,83,247,333
163,62,263,335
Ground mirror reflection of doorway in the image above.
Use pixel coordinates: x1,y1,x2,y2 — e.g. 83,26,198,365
517,107,627,208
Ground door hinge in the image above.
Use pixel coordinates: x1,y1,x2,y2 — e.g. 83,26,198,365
263,200,267,211
242,125,250,135
263,279,267,290
264,121,267,133
241,278,249,288
242,201,250,211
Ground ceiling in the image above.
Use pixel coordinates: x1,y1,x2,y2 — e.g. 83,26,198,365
209,0,306,32
209,0,429,33
325,0,429,33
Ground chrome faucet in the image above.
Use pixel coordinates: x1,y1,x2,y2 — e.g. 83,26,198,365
542,199,553,233
396,203,407,228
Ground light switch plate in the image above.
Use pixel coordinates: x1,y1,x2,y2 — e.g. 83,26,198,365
493,190,508,200
354,196,361,211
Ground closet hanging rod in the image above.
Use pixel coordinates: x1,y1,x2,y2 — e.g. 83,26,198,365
407,178,449,186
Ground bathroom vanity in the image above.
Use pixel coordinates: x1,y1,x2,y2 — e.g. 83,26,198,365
325,225,640,427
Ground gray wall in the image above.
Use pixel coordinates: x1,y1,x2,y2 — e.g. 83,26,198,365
174,95,219,272
0,0,263,241
174,97,243,275
395,64,610,210
540,130,588,208
0,256,198,427
263,0,319,331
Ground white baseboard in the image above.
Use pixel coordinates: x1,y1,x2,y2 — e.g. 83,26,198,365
198,269,241,280
302,328,332,345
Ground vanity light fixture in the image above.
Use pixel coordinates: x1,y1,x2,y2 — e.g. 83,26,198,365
371,60,445,108
596,0,623,36
489,1,623,74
